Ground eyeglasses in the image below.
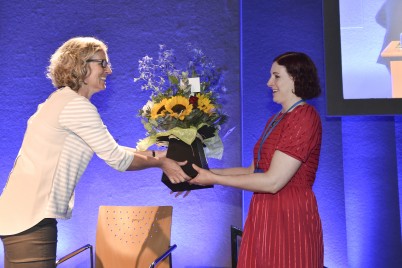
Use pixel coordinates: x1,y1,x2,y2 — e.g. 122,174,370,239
86,59,110,68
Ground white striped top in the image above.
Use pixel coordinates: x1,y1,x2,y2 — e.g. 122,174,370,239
0,87,134,235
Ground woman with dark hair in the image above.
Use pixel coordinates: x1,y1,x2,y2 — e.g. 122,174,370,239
190,52,323,267
0,36,190,267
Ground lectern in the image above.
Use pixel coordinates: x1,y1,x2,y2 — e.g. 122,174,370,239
381,41,402,98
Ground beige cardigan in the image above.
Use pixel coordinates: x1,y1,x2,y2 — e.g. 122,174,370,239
0,87,134,235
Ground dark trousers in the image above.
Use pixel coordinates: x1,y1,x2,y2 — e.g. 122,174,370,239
1,218,58,268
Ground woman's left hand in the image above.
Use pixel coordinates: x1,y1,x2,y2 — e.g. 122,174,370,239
188,164,216,186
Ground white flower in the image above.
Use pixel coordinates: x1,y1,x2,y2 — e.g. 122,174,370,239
141,100,154,116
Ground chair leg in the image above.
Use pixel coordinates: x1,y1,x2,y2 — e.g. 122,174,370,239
149,244,177,268
55,244,93,268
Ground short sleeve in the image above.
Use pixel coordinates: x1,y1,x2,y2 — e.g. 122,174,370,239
276,105,322,162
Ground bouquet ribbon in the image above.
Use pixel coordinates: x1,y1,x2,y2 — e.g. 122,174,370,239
136,125,223,159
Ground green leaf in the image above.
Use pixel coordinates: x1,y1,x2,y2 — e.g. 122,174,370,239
168,75,179,85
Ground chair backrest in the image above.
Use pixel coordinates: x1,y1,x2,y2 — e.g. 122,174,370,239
230,225,243,268
95,206,173,268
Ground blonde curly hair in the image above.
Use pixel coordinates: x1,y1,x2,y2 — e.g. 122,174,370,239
46,37,108,92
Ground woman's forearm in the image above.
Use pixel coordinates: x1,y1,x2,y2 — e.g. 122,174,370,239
126,153,161,171
211,166,253,176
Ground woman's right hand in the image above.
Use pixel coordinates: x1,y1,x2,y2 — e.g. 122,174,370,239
154,149,167,158
160,158,190,184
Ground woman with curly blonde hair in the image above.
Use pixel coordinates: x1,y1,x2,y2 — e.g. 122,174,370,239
0,36,190,268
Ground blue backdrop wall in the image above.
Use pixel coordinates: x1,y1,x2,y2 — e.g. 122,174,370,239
1,0,402,267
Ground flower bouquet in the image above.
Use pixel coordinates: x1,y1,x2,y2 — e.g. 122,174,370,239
134,44,228,191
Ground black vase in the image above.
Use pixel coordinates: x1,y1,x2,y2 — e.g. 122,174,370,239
161,137,213,192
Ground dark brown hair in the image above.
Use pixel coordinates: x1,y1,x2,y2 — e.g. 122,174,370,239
274,52,321,99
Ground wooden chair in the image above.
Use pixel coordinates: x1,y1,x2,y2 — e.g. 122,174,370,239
56,206,176,268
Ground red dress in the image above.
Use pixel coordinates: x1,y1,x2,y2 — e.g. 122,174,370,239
237,104,323,268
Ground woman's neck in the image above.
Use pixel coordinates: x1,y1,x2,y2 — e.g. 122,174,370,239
77,86,93,100
281,98,304,113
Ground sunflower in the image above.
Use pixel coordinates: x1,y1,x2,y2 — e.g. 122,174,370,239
165,95,193,120
196,93,215,114
150,98,169,119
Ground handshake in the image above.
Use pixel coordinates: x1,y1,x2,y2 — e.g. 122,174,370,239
160,138,213,192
